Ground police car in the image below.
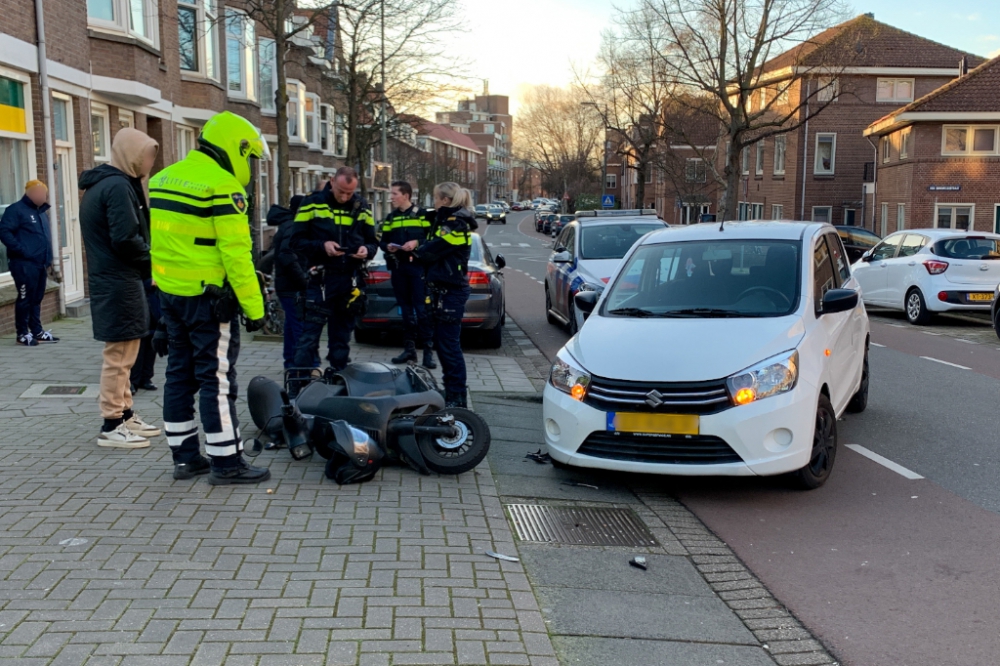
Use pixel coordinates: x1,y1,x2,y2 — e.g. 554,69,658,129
544,209,666,334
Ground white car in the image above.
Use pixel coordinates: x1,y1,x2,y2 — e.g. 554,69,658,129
545,209,666,333
851,229,1000,324
543,221,870,489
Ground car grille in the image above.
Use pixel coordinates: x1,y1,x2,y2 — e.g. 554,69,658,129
578,432,742,465
584,377,732,415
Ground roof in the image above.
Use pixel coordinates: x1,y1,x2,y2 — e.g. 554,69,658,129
864,55,1000,135
400,115,483,154
879,228,1000,240
762,15,985,73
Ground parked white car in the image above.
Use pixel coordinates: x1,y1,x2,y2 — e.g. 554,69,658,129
543,221,870,489
851,229,1000,324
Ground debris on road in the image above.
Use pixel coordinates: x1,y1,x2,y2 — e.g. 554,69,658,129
561,481,599,490
525,449,551,464
486,550,520,562
629,556,648,570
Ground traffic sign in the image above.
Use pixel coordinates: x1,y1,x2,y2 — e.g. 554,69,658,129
601,195,615,209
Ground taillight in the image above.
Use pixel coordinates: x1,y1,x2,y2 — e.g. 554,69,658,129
924,260,949,275
365,270,391,285
468,271,490,286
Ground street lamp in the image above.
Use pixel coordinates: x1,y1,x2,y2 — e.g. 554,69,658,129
581,101,608,201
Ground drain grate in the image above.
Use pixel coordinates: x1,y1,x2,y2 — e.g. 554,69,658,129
41,385,88,396
506,504,658,547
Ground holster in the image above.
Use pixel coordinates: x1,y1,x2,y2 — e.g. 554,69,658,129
205,282,239,323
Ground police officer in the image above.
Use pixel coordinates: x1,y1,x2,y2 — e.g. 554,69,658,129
380,180,435,369
291,167,377,378
149,111,270,484
412,182,475,408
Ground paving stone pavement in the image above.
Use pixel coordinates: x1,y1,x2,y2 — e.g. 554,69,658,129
0,317,556,666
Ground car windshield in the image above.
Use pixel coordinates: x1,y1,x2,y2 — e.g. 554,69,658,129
475,205,486,211
580,223,663,260
560,215,575,222
602,239,802,318
931,237,1000,259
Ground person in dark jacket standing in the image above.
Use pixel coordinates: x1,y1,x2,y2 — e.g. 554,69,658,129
79,127,162,449
0,180,59,346
412,182,475,408
380,181,435,369
291,167,377,380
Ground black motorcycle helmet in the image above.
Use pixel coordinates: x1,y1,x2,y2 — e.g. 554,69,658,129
324,420,384,484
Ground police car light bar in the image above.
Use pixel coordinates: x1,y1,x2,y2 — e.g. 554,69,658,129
575,208,659,217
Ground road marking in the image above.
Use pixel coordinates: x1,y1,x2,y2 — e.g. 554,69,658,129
919,356,971,370
501,242,511,247
956,339,976,344
519,243,530,247
888,323,905,328
922,331,942,336
871,342,886,347
846,445,924,480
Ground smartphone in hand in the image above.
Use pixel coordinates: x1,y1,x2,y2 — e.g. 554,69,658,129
387,243,401,251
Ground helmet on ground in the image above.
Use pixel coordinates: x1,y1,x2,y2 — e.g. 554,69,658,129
324,420,384,484
198,111,271,187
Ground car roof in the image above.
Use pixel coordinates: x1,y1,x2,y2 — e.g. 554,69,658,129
639,220,824,245
880,228,1000,240
576,216,668,228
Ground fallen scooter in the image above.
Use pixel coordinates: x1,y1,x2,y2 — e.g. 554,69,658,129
245,362,491,483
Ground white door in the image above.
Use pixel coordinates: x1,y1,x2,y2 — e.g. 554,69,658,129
54,147,84,301
852,234,902,305
886,234,926,307
813,235,855,411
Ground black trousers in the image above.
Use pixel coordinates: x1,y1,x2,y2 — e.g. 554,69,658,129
432,283,471,394
9,260,46,338
389,261,431,349
160,292,243,469
294,275,361,372
130,335,156,386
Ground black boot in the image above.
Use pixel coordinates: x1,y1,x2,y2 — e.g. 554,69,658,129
392,341,418,364
208,457,272,485
173,456,211,480
422,347,437,370
445,390,467,409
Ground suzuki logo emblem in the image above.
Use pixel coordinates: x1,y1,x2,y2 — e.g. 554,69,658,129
645,390,664,408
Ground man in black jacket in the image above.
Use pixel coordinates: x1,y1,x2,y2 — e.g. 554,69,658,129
0,180,58,346
78,128,162,449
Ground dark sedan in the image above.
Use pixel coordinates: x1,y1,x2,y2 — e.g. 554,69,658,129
835,225,881,263
355,234,507,348
550,214,576,237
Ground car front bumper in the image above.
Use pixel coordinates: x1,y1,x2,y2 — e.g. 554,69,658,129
542,381,816,477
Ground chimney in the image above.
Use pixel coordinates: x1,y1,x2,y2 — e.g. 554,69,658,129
960,56,969,76
483,79,489,95
864,12,874,18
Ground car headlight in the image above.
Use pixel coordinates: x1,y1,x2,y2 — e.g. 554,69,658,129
549,353,591,401
726,350,798,406
577,282,603,294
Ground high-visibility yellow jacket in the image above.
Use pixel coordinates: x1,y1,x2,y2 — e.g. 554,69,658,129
149,150,264,320
414,206,474,288
378,204,432,268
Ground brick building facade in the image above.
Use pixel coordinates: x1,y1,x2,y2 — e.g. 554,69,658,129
436,95,513,204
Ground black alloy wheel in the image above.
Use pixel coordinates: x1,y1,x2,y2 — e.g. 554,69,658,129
791,394,837,490
846,344,869,413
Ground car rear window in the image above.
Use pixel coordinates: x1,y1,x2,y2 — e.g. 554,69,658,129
580,224,664,260
931,237,1000,259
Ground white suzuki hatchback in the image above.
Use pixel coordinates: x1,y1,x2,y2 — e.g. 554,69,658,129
543,222,870,489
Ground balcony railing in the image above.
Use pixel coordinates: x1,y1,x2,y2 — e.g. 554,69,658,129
863,162,875,183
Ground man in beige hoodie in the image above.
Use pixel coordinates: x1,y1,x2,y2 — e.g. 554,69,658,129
78,127,163,448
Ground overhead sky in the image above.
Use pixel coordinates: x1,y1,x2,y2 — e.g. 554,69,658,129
456,0,1000,115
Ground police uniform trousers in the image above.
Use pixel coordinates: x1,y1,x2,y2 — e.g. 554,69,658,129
160,292,243,469
389,260,432,349
294,274,361,372
9,259,47,338
432,282,471,394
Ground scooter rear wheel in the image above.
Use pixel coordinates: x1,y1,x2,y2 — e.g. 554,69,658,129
417,408,491,474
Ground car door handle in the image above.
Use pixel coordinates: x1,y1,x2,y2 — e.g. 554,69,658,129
908,261,916,266
879,262,887,267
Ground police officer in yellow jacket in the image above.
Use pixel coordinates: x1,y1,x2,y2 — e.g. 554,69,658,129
149,111,270,485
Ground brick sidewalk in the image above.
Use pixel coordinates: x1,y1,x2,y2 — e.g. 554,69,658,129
0,318,556,666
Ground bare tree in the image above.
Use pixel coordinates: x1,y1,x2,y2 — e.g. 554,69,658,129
631,0,852,219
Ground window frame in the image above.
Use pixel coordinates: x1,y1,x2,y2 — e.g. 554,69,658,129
880,202,888,237
935,203,975,231
286,80,306,144
814,133,836,175
811,206,832,224
755,141,765,176
117,109,134,130
334,112,346,156
813,235,839,312
319,103,334,153
772,204,784,220
876,78,915,103
900,127,911,159
773,135,786,175
684,158,706,183
304,92,320,149
90,102,110,163
86,0,159,48
225,8,257,101
882,135,891,163
175,124,197,160
178,0,219,80
257,38,277,114
605,173,617,190
741,145,750,175
941,125,999,156
896,203,905,231
816,77,839,103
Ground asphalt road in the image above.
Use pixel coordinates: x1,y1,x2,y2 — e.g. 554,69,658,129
497,210,1000,666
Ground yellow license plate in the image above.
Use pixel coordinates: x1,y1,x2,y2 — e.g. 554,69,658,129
968,293,994,302
608,412,700,435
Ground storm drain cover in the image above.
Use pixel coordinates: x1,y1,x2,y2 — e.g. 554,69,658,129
506,504,658,547
41,385,87,396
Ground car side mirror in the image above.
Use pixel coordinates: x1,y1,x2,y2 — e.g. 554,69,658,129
860,251,873,262
575,290,599,314
820,288,858,315
495,254,506,269
552,250,571,264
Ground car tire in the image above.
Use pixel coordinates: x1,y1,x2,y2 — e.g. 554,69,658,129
545,286,559,325
790,394,837,490
846,344,869,414
567,300,579,335
354,328,379,345
905,288,932,325
994,306,1000,341
482,323,503,349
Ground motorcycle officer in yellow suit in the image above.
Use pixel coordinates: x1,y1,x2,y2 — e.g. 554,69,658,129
149,111,271,485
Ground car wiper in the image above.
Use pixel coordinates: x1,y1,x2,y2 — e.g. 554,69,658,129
607,307,657,317
658,308,745,318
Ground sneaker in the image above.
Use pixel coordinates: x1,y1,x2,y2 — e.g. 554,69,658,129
173,456,211,480
98,423,150,448
16,334,37,347
209,457,271,485
125,413,161,438
35,330,59,343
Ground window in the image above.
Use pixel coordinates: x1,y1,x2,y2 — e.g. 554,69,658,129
812,206,832,224
226,10,256,101
813,237,838,307
942,125,999,156
898,234,926,258
319,104,332,152
304,93,320,148
827,233,851,285
936,204,974,230
605,173,617,189
773,135,786,175
817,77,839,103
755,141,764,175
741,145,750,174
335,113,346,155
896,203,905,231
91,103,110,162
871,234,902,261
877,78,914,103
996,204,1000,235
175,125,197,160
87,0,158,45
484,123,494,133
644,168,653,184
882,135,891,163
843,209,856,226
685,159,706,183
52,98,69,142
814,133,836,175
880,203,888,237
178,0,218,79
752,203,764,219
772,204,784,220
117,109,134,129
900,128,911,159
257,38,276,112
286,81,305,143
